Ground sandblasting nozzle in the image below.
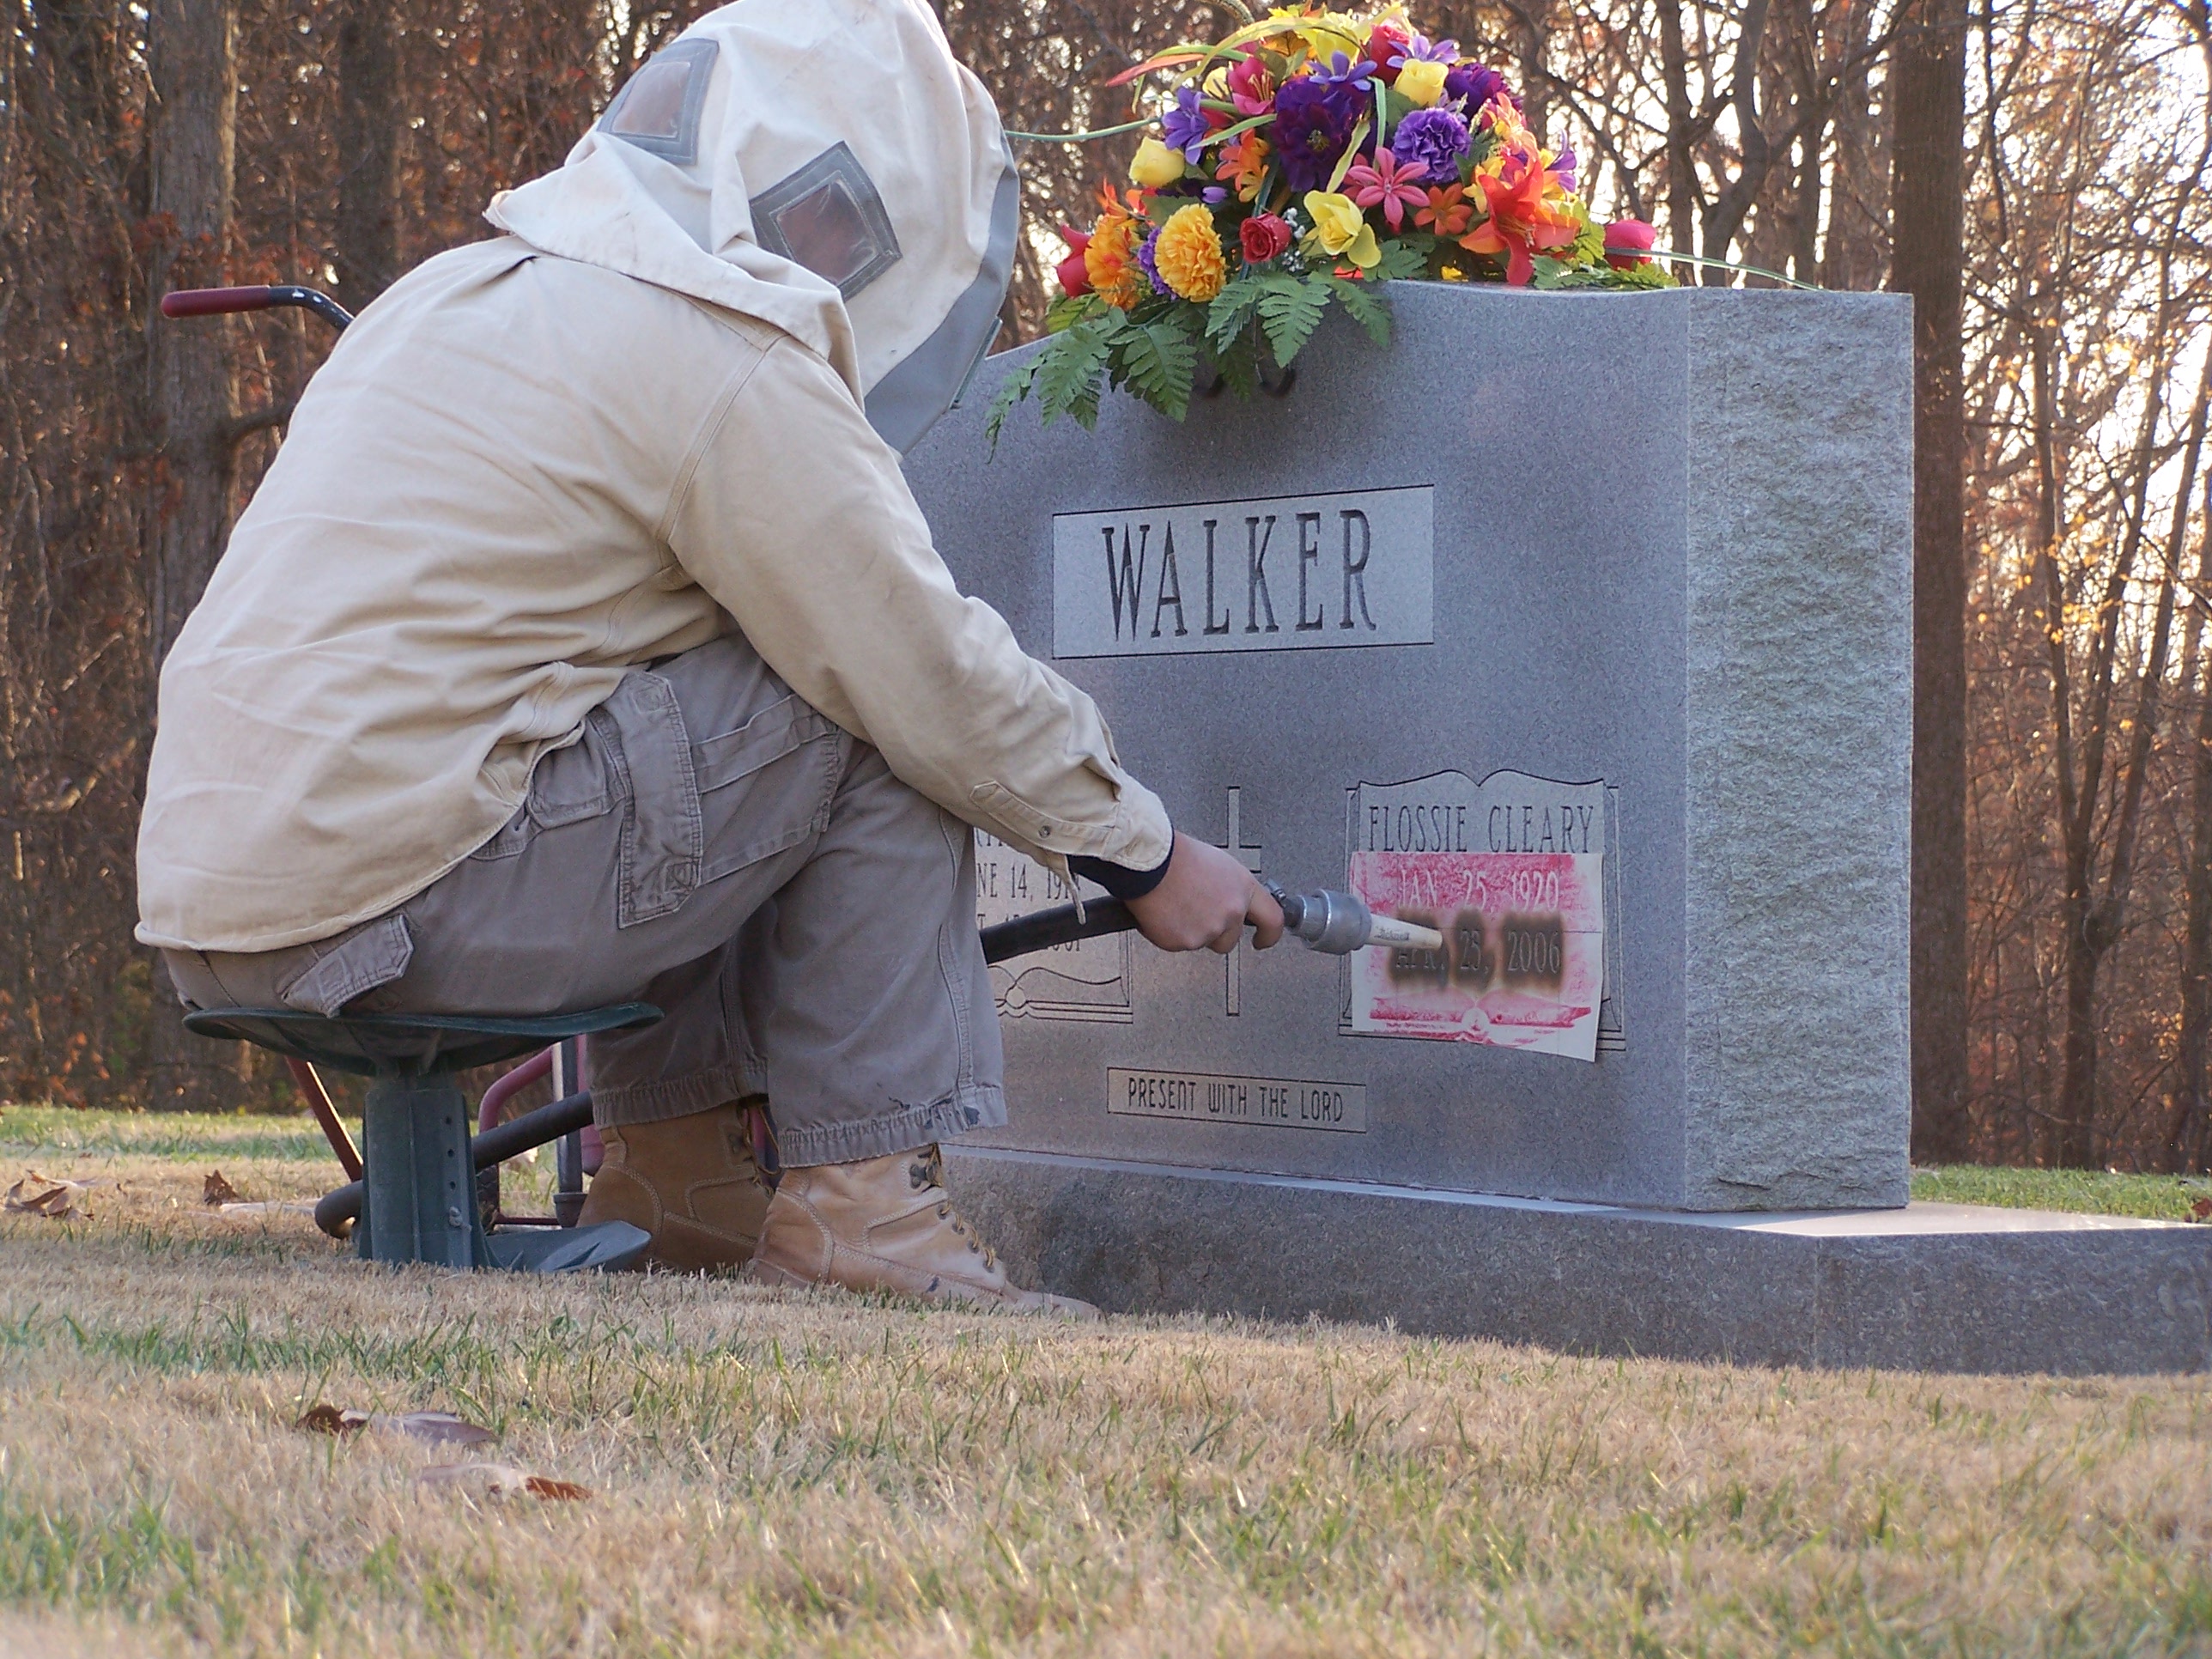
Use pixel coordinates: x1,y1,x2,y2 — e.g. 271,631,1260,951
1267,883,1447,956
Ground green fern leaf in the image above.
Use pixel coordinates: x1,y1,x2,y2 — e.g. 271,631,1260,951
1205,278,1263,351
1034,323,1115,428
1327,275,1392,346
1370,235,1433,282
1256,271,1328,365
983,357,1042,452
1111,313,1200,421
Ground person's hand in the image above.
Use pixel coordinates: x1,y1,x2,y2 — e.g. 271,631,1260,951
1125,831,1285,954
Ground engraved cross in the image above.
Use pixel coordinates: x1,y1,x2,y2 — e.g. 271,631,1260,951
1216,786,1264,1016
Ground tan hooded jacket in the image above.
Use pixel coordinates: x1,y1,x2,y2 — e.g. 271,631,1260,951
137,0,1170,954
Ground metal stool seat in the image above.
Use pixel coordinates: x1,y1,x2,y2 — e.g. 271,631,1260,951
184,1003,661,1273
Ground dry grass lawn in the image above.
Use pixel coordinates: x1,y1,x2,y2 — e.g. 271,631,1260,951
3,1111,2211,1656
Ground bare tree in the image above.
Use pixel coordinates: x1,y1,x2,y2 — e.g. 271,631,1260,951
1888,0,1969,1159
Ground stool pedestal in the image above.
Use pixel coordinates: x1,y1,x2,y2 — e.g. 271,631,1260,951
357,1073,489,1267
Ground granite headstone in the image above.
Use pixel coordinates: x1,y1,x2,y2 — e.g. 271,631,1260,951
915,283,1915,1213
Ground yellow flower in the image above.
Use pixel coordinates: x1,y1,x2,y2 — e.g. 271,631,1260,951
1270,6,1369,64
1154,203,1229,301
1394,59,1447,106
1129,137,1187,188
1303,190,1381,268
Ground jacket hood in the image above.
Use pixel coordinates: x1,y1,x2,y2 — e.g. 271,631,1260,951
486,0,1018,451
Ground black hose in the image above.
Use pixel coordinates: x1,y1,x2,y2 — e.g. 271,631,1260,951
977,896,1135,963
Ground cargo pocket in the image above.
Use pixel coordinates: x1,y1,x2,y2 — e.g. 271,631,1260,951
275,915,414,1018
694,692,841,884
599,669,704,928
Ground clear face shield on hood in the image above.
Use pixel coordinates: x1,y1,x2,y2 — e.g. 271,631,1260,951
486,0,1019,453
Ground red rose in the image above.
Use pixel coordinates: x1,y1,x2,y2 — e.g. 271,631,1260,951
1056,226,1092,296
1240,213,1293,264
1364,21,1410,82
1603,217,1656,269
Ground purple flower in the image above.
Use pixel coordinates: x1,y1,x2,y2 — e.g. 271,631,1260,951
1273,74,1367,193
1445,61,1515,111
1389,33,1461,67
1136,226,1171,295
1320,50,1376,90
1391,106,1471,183
1547,143,1577,194
1162,85,1211,163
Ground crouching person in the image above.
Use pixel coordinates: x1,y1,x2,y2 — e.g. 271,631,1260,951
134,0,1280,1312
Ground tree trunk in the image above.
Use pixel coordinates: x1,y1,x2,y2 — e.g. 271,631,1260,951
144,0,241,1111
1887,0,1971,1163
334,0,401,312
1659,0,1698,283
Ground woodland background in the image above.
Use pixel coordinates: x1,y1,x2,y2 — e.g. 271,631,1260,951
1,0,2206,1170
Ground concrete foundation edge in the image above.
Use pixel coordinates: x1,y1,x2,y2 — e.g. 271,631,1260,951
944,1147,2212,1375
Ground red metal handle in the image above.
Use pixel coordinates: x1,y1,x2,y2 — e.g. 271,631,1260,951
161,285,277,319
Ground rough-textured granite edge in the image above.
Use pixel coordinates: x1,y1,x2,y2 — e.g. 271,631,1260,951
1681,291,1915,1210
946,1148,2212,1375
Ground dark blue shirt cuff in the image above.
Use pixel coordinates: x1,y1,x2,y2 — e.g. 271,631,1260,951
1066,842,1173,901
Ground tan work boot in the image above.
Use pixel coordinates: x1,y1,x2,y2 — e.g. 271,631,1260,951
577,1103,771,1273
746,1146,1098,1317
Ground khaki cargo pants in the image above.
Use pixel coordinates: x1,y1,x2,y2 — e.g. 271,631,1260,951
162,634,1006,1166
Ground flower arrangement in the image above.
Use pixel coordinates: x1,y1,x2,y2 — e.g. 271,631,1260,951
989,7,1674,436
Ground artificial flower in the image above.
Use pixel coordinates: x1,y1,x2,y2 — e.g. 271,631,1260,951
1129,136,1188,188
1392,106,1470,179
1154,202,1230,301
1462,142,1579,284
1394,58,1448,106
1273,7,1370,64
1318,49,1377,90
1227,51,1275,116
1304,189,1382,268
1135,225,1171,295
1389,32,1462,65
1241,211,1295,263
1447,61,1512,109
1273,75,1366,193
1603,217,1656,268
1216,133,1271,202
1345,146,1430,230
1055,226,1092,296
1162,86,1212,163
1415,181,1472,237
1548,143,1578,194
1084,210,1149,307
1362,21,1410,81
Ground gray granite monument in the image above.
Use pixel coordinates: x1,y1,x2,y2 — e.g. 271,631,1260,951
905,283,2212,1373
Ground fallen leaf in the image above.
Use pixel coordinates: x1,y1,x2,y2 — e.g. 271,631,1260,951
2190,1198,2211,1222
5,1171,94,1218
417,1462,589,1501
297,1405,497,1445
202,1170,241,1205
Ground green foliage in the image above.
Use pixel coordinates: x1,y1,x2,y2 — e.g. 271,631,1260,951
1108,310,1200,421
1531,259,1680,291
1044,293,1095,333
1255,270,1331,364
994,264,1418,433
1370,235,1435,282
1327,275,1391,345
1205,277,1264,351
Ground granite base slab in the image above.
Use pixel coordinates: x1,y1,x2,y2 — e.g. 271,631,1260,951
943,1146,2212,1375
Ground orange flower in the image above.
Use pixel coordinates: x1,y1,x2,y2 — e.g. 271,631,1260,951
1084,209,1149,309
1459,144,1578,285
1415,182,1472,238
1154,203,1228,301
1215,134,1271,203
